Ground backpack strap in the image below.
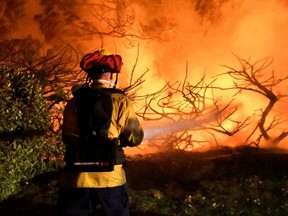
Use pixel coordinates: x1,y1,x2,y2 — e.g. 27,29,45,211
66,86,125,172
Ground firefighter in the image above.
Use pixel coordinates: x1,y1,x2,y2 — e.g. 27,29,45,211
57,49,144,216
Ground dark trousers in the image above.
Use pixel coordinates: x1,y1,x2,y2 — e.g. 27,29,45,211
57,184,129,216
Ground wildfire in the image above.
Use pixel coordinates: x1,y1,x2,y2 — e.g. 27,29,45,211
2,0,288,152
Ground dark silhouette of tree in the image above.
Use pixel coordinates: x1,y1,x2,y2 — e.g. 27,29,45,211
133,62,250,150
0,37,84,131
220,56,288,146
33,0,177,47
131,56,288,150
2,1,287,151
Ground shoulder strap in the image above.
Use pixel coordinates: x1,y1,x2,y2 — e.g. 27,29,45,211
74,87,113,138
68,87,116,171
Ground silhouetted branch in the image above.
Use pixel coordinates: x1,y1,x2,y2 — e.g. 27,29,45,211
220,55,288,146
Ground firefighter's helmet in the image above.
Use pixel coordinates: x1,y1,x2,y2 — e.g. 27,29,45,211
80,49,123,74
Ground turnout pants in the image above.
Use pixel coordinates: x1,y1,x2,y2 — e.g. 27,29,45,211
57,184,129,216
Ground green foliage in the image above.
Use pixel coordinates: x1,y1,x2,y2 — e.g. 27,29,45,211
0,65,60,201
127,149,288,216
1,148,288,215
0,65,50,133
0,137,54,201
130,178,288,216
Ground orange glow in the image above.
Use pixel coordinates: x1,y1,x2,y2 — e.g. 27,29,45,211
3,0,288,153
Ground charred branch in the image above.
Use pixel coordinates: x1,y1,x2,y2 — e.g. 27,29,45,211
220,55,288,146
135,62,249,150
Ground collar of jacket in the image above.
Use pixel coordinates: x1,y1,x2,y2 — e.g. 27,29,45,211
91,79,112,88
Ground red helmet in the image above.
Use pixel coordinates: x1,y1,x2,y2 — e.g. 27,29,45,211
80,49,123,74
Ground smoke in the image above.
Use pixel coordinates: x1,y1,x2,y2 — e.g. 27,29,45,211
134,0,288,78
2,0,288,149
4,0,288,74
127,0,288,149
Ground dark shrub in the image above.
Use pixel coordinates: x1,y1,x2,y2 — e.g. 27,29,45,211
0,65,58,201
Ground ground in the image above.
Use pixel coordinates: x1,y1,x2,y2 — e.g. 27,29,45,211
1,146,288,216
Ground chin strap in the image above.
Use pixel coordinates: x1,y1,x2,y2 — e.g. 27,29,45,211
114,73,119,89
109,72,118,89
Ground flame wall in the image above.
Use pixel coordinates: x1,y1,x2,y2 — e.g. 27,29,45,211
2,0,288,151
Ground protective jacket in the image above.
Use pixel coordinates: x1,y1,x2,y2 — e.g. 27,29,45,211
58,80,143,188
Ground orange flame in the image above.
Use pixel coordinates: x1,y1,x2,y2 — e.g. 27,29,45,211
3,0,288,153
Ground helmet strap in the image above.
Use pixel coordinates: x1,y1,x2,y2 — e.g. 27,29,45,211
113,73,119,89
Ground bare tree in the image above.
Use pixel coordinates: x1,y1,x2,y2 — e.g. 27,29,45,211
128,55,288,150
220,56,288,146
133,62,251,150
